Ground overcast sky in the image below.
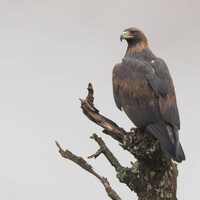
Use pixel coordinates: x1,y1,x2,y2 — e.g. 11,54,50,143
0,0,200,199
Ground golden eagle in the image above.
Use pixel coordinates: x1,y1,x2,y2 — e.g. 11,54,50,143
112,27,185,162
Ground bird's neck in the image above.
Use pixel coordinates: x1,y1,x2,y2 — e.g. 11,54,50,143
125,41,149,57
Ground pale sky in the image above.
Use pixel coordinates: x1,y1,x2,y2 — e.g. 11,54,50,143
0,0,200,199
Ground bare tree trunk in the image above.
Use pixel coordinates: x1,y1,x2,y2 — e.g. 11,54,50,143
56,83,178,200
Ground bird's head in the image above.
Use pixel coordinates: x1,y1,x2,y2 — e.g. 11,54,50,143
120,27,148,46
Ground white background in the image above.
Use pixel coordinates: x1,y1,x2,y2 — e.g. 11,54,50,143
0,0,199,199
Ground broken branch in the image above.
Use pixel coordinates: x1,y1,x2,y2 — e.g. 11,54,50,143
55,140,122,200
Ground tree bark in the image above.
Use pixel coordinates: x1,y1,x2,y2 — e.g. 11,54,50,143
56,83,178,200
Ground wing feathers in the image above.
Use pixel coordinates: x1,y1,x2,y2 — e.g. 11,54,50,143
113,55,185,162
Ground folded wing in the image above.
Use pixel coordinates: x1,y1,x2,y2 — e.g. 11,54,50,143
112,57,185,162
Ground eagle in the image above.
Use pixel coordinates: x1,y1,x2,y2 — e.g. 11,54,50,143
112,27,185,162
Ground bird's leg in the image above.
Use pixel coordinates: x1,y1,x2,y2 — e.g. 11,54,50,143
129,127,145,145
130,127,138,132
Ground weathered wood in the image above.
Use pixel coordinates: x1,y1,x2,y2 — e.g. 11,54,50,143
57,83,178,200
55,140,121,200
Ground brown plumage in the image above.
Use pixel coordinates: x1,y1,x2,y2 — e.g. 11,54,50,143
113,27,185,162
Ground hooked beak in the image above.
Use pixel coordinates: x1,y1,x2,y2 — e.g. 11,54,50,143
120,34,125,42
120,31,133,42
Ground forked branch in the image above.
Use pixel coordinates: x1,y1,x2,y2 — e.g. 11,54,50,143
56,83,178,200
55,140,121,200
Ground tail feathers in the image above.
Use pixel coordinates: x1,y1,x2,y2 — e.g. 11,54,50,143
173,127,185,162
146,122,185,163
176,143,185,162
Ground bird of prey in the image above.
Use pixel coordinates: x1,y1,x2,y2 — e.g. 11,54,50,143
112,27,185,162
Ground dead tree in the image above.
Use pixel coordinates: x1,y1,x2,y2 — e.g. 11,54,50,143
56,83,178,200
